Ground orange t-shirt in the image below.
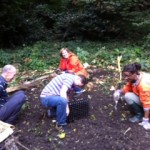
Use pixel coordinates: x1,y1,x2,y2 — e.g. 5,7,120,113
122,72,150,108
59,52,89,78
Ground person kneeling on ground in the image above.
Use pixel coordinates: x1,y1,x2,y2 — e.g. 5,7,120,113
114,62,150,130
40,73,86,132
0,65,26,124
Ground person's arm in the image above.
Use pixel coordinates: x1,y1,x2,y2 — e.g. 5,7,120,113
55,68,62,75
60,85,70,116
139,90,150,129
0,82,8,99
67,55,80,73
122,82,133,94
60,85,68,99
139,90,150,118
113,83,132,103
138,80,150,109
58,58,66,71
137,83,150,129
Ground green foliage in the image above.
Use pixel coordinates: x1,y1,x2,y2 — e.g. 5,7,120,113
52,0,150,41
76,47,90,63
0,41,60,71
53,6,122,40
142,33,150,50
0,50,16,65
1,40,150,74
81,42,148,70
21,41,61,71
0,0,150,48
0,1,57,48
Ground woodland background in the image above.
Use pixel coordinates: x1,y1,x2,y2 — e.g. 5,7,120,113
0,0,150,76
0,1,150,149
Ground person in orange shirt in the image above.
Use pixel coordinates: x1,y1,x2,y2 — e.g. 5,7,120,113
57,48,89,78
56,48,89,94
113,62,150,130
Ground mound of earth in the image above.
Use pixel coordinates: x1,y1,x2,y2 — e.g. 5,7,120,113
1,69,150,150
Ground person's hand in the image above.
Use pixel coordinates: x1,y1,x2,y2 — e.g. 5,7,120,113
139,118,150,130
55,68,62,75
113,90,121,102
113,90,122,111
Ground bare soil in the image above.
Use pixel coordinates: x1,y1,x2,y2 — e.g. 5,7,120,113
1,69,150,150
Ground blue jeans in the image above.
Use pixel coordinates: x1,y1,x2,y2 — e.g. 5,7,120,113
0,91,26,124
40,95,67,125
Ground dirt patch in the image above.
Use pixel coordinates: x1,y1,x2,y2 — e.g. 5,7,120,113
1,69,150,150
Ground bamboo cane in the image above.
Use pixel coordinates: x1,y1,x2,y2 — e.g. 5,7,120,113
117,55,122,82
114,55,122,111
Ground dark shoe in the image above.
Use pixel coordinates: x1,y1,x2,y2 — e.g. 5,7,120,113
56,124,67,133
47,108,56,118
129,115,142,123
74,89,86,98
129,102,144,123
75,89,86,94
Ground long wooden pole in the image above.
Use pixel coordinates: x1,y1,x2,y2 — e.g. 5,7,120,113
117,55,122,82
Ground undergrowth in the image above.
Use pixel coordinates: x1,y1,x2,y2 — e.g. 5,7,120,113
0,39,149,80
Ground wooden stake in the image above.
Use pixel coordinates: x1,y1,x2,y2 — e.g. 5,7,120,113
117,55,122,82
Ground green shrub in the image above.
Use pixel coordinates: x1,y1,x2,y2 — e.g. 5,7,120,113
1,40,150,75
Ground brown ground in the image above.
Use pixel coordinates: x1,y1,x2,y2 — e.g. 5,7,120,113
1,69,150,150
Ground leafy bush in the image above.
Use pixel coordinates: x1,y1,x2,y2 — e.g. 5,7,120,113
142,33,150,50
1,40,150,74
1,0,150,48
0,41,60,71
76,47,90,63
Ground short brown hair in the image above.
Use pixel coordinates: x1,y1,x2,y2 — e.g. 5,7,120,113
78,74,87,86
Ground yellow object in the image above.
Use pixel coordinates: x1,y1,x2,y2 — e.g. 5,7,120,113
117,55,122,81
57,132,66,139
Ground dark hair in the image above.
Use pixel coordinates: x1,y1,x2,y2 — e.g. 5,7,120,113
122,62,141,75
78,75,87,85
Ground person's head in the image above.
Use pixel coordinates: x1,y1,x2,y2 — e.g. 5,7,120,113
60,48,71,59
1,64,17,82
122,62,141,83
74,75,87,87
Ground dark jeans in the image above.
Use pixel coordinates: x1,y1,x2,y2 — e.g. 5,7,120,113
0,91,26,124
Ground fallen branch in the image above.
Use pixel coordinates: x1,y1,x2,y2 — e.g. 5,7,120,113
123,127,131,135
7,73,56,93
5,135,30,150
125,136,137,145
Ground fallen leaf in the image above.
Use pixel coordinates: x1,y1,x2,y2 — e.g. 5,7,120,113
88,95,92,99
110,85,116,91
73,128,77,132
57,132,66,139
